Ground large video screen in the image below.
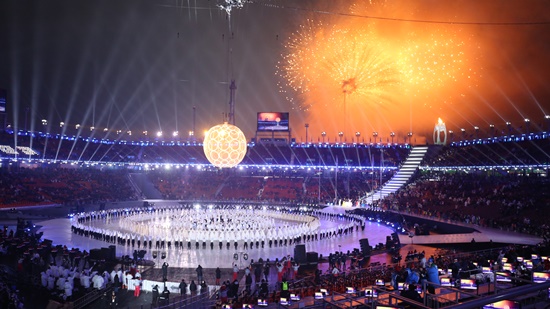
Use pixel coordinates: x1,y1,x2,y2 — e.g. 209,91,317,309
0,88,6,113
257,112,289,131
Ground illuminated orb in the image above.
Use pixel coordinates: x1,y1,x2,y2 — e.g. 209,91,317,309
203,122,247,168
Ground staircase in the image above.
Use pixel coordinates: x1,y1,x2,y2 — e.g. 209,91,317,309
362,146,429,205
129,173,163,199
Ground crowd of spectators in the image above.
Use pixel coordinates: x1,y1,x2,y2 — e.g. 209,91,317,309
0,216,147,308
426,138,550,167
148,169,226,200
0,130,410,167
0,167,137,208
257,240,550,308
148,168,396,204
2,142,549,239
0,130,549,308
392,243,550,291
376,170,550,238
0,276,23,309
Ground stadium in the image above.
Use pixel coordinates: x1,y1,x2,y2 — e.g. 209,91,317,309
1,1,550,309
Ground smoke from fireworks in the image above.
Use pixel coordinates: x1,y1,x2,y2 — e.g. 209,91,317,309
278,0,482,139
278,20,400,111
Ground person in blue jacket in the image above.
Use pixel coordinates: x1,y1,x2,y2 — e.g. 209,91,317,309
426,258,440,294
405,265,419,284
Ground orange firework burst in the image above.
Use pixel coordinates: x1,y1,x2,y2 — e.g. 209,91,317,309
278,20,400,112
278,0,481,138
350,0,481,104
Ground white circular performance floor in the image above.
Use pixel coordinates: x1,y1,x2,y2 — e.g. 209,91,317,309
37,204,394,269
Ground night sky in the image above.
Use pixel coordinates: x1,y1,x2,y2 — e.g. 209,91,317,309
1,0,550,143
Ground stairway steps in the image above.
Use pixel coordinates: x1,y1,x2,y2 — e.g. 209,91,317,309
361,146,428,205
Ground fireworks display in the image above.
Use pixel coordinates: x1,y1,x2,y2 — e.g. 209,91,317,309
278,0,483,138
3,0,549,142
279,22,400,112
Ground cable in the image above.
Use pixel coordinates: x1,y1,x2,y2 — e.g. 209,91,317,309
159,1,550,26
262,2,550,26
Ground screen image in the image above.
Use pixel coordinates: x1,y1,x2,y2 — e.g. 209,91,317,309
290,294,300,301
483,300,520,309
401,283,422,293
257,299,268,307
517,257,524,262
319,288,328,295
440,278,452,287
532,254,539,260
280,298,288,305
375,279,385,286
460,279,477,289
525,260,533,269
257,112,289,131
222,305,232,309
314,292,323,299
397,282,406,290
503,263,513,271
364,288,379,297
242,304,254,309
346,287,356,294
533,272,550,283
501,257,508,263
496,272,512,282
482,267,492,273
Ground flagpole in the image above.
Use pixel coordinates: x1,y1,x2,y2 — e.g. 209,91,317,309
335,157,338,204
380,148,383,201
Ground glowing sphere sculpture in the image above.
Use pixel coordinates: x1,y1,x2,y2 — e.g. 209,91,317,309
203,122,247,168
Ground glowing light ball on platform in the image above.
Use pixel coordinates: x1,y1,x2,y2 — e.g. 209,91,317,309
203,122,247,168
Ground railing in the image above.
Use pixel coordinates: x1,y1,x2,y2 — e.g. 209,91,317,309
72,286,113,309
439,247,507,262
448,281,550,309
156,291,216,309
317,278,550,309
424,283,485,309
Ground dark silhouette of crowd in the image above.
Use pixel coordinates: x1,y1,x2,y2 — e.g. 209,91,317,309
0,217,147,309
378,170,550,238
148,167,397,204
0,130,409,166
426,138,550,167
0,166,137,208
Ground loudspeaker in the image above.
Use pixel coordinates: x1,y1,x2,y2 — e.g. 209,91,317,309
392,233,400,245
359,238,371,256
306,252,319,263
108,245,116,260
101,247,111,260
89,248,102,260
386,236,393,249
294,244,307,263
